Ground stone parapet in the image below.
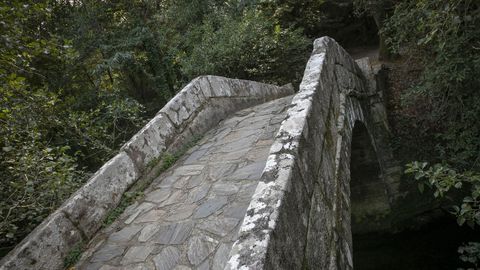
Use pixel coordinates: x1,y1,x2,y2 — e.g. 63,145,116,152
226,37,397,270
0,76,293,270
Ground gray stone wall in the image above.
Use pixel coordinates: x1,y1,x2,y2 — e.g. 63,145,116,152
0,76,293,270
226,37,399,269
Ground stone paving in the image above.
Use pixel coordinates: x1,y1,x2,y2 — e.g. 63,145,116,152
76,96,293,270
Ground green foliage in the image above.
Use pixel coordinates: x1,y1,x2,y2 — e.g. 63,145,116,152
102,135,203,227
102,191,144,227
406,162,480,269
63,241,85,269
458,242,480,270
386,4,480,263
0,0,145,250
160,153,177,172
158,135,203,173
406,162,480,227
180,6,309,85
0,0,313,254
383,0,480,169
254,0,326,37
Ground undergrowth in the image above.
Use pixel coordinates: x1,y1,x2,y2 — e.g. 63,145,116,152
63,241,84,269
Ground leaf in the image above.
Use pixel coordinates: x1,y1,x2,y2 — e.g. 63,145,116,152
415,172,424,180
458,216,466,226
418,183,425,193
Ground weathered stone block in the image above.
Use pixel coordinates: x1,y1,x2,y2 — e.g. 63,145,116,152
158,81,207,128
61,152,138,238
122,113,175,171
0,212,82,270
207,76,237,97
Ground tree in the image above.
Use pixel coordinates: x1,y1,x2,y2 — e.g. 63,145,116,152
386,1,480,267
179,7,309,85
0,1,145,249
354,0,397,59
383,0,480,169
0,0,312,252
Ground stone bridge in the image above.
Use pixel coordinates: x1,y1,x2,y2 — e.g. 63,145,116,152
0,37,402,270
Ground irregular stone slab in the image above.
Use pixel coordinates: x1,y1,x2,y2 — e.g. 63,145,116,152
198,218,239,237
222,129,260,143
125,202,156,225
145,188,171,204
156,175,179,188
186,184,210,203
159,190,185,207
197,259,210,270
91,244,126,263
184,148,209,164
173,266,191,270
109,225,142,242
208,163,237,180
153,246,181,270
193,197,228,219
152,222,194,244
213,243,231,270
218,135,258,152
222,202,249,219
212,149,249,161
236,182,259,202
134,209,166,223
186,173,208,188
174,165,205,176
246,146,272,162
165,204,196,221
173,176,190,189
138,224,161,242
210,127,233,142
187,235,218,266
230,161,266,181
121,245,155,265
211,183,239,196
100,264,153,270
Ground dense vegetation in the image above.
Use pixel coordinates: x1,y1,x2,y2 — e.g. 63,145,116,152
384,0,480,265
0,0,479,263
0,0,310,252
384,0,479,223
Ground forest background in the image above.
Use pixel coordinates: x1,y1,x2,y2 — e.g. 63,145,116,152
1,0,478,258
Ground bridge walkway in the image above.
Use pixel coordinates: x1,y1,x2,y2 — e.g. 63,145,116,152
76,96,293,270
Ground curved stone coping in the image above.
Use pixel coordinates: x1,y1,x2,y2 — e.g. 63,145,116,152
0,76,293,270
226,37,367,269
123,75,294,172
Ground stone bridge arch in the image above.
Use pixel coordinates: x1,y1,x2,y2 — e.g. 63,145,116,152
350,120,391,235
226,37,401,270
0,37,403,270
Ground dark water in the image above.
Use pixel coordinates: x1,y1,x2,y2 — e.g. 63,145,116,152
353,217,480,270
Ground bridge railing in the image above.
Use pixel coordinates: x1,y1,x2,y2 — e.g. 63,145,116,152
0,76,293,270
226,37,370,270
